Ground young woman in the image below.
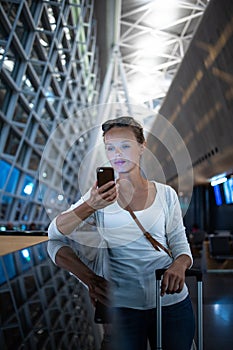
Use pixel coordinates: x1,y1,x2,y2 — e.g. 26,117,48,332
48,116,195,350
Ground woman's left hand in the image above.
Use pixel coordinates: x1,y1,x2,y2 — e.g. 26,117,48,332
160,254,192,296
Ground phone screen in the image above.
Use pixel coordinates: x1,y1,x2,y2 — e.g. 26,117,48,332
96,167,114,188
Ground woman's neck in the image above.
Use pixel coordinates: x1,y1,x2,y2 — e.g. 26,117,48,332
117,168,154,211
117,168,147,189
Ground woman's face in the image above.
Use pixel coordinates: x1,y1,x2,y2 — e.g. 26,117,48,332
104,127,145,174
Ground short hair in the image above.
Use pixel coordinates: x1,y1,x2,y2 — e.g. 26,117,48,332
102,116,145,144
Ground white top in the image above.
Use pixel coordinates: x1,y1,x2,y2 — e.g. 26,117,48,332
48,182,192,308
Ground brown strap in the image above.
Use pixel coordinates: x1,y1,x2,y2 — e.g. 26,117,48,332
126,205,172,258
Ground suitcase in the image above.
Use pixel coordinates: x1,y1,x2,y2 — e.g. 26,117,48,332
155,268,203,350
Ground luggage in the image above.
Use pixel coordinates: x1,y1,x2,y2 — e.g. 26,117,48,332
155,268,203,350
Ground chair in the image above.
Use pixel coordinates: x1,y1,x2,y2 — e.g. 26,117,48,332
208,235,233,259
190,230,206,258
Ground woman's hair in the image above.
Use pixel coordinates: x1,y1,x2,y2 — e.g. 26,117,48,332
102,116,145,144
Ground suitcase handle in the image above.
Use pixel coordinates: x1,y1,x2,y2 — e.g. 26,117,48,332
155,268,203,350
155,268,202,281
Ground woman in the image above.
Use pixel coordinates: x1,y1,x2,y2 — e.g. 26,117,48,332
48,116,195,350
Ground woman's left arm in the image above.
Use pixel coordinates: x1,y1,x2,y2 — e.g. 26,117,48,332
161,186,193,296
160,254,192,296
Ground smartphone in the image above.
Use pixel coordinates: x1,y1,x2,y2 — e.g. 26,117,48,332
96,167,115,190
94,301,112,324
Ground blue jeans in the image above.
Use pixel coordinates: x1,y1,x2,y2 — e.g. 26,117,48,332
111,296,195,350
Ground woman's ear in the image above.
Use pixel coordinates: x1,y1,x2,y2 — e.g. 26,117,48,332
139,141,146,155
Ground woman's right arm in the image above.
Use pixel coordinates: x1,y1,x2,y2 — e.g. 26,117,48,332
47,180,117,304
56,201,96,235
47,230,110,305
56,180,117,235
55,246,109,305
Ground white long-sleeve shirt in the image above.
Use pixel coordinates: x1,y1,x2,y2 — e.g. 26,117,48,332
48,182,192,308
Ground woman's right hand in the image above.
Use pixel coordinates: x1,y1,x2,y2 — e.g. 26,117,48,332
86,181,118,210
87,274,110,306
54,246,110,306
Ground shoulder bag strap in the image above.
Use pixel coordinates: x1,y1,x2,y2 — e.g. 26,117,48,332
126,205,172,258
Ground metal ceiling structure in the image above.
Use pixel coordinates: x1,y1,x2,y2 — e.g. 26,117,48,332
84,0,210,191
95,0,209,109
120,0,210,106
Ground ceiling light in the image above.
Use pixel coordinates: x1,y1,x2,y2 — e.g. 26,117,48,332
58,194,64,201
150,0,179,28
23,182,34,195
210,177,227,186
136,35,166,55
3,59,14,72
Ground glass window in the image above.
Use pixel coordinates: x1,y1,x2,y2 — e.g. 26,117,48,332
16,248,34,272
3,129,21,156
0,76,7,104
12,98,29,124
37,184,47,202
30,59,45,81
15,5,32,48
17,143,27,166
2,48,16,74
1,3,19,27
0,254,16,285
45,85,58,109
28,151,40,171
0,160,20,203
40,108,54,132
35,126,47,146
22,69,36,93
22,90,36,108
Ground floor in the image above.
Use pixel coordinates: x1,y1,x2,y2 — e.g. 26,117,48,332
188,256,233,350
